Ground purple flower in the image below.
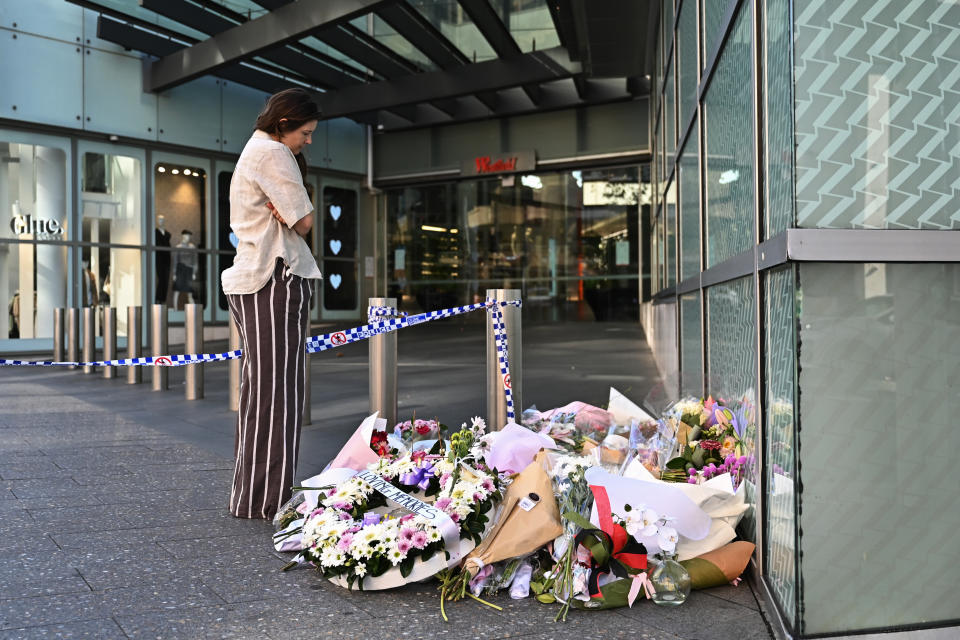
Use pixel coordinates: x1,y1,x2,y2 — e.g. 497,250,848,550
397,539,412,554
481,478,495,492
399,527,416,542
687,467,697,476
472,492,484,502
334,501,352,511
337,533,354,552
362,512,382,526
435,497,452,512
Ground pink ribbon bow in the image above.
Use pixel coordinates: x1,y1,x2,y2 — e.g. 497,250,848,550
627,571,655,607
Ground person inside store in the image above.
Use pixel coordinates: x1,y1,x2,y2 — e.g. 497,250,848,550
220,87,322,519
155,214,172,304
172,229,198,310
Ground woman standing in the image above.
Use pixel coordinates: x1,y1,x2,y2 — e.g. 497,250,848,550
221,88,322,519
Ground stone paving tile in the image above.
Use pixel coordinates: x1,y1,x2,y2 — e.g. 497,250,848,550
157,532,273,560
4,478,89,500
701,583,761,611
0,570,91,600
0,460,71,480
0,533,60,555
0,593,101,631
616,589,771,639
27,505,137,534
51,521,262,552
0,618,127,640
94,580,225,618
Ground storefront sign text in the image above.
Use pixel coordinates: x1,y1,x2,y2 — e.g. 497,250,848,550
10,214,64,238
462,151,535,176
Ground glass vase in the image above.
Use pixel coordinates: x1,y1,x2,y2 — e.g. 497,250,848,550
650,552,691,606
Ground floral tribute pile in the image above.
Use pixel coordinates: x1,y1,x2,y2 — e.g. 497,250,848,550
275,388,758,619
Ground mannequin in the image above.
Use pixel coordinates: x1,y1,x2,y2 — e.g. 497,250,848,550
81,259,99,308
172,229,198,310
155,215,172,304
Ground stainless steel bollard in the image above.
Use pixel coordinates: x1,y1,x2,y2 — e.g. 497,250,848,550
228,312,240,412
102,307,117,379
185,303,203,400
67,308,79,370
53,308,65,362
485,289,522,431
151,304,168,391
303,349,312,426
368,298,398,428
127,306,142,384
82,307,96,374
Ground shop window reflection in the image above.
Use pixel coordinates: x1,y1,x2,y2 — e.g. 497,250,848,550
154,164,206,310
386,166,645,322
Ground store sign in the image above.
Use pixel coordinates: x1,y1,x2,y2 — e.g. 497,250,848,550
10,214,64,238
462,151,535,176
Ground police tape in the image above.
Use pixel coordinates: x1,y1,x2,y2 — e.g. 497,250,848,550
0,299,521,370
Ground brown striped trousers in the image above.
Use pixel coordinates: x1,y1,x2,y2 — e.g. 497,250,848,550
226,259,312,519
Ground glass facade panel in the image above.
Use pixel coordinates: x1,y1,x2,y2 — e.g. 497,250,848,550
704,3,753,267
764,265,797,627
409,0,498,62
706,275,758,542
679,290,701,396
702,0,728,66
386,167,643,322
665,179,677,288
798,262,960,633
487,0,560,52
1,142,69,341
679,120,700,281
153,163,207,310
664,59,676,162
372,16,437,71
764,0,794,237
794,0,960,229
322,186,359,312
677,0,698,130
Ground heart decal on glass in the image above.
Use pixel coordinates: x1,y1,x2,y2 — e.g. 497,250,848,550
329,239,342,255
329,205,342,221
329,273,342,290
228,232,239,248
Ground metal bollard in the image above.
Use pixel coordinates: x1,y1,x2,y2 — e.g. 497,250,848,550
127,306,142,384
82,307,96,374
53,308,65,362
67,308,79,370
102,307,117,379
151,304,168,391
485,289,522,431
228,312,240,411
185,303,203,400
368,298,398,428
303,349,312,426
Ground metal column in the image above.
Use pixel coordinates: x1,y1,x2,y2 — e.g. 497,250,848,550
127,306,142,384
485,289,522,430
82,307,96,374
184,303,203,400
368,297,398,428
102,307,117,379
53,308,65,362
151,304,168,391
66,308,79,370
228,312,240,411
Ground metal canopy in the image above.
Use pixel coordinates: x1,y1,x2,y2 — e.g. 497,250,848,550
72,0,655,132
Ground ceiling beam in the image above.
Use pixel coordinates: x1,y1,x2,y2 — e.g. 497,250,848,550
319,46,580,119
315,24,418,78
147,0,392,92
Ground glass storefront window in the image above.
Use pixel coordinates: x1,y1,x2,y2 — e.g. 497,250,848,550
1,142,69,341
386,167,643,322
81,151,142,335
153,162,207,310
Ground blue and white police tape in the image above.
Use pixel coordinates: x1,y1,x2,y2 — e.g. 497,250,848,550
366,305,408,323
0,302,522,370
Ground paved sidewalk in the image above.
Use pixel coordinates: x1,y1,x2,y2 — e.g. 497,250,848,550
0,321,773,639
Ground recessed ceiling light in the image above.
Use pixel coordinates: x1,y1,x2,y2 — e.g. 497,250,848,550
157,166,166,173
171,169,180,175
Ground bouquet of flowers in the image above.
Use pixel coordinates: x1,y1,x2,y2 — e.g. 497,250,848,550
661,397,748,487
393,417,442,446
299,418,503,590
520,402,614,454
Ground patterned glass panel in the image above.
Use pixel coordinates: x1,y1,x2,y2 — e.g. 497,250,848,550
665,59,677,161
706,276,758,542
798,263,960,633
680,290,702,396
764,0,795,237
702,0,729,68
704,3,754,267
666,179,677,287
662,0,675,60
679,120,700,281
794,0,960,229
677,0,698,130
764,265,797,627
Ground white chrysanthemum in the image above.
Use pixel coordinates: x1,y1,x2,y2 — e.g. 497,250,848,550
354,563,367,577
427,528,441,542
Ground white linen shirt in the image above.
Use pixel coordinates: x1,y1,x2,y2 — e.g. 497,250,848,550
221,130,322,295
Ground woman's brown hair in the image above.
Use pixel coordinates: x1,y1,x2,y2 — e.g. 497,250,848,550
255,88,321,138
